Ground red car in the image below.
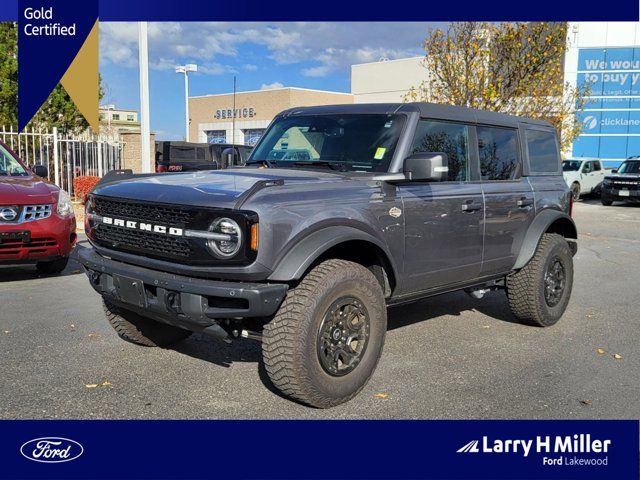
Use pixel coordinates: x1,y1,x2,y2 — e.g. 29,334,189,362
0,142,77,273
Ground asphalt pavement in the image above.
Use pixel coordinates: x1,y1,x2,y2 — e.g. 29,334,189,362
1,198,639,419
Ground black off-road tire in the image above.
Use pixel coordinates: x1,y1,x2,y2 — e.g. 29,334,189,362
102,298,191,347
262,259,387,408
570,182,581,202
601,195,613,206
506,234,574,327
36,256,69,274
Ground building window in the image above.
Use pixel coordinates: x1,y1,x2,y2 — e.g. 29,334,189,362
206,130,226,144
243,128,265,146
127,114,134,122
111,114,120,121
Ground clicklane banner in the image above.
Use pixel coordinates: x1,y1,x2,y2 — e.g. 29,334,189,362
17,0,98,131
0,420,637,479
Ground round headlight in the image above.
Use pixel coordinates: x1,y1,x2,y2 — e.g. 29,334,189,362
207,217,242,258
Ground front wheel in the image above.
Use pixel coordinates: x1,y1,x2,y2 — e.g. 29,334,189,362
570,182,581,202
262,259,387,408
506,234,574,327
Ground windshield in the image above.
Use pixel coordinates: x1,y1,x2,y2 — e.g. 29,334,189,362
562,160,581,172
0,144,28,176
249,114,406,172
617,161,640,174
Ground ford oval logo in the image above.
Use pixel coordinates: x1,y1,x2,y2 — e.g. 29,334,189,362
20,437,84,463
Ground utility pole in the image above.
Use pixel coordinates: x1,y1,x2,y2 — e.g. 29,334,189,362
138,22,151,173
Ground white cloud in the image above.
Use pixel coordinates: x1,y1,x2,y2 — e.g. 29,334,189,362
100,22,436,78
260,82,284,90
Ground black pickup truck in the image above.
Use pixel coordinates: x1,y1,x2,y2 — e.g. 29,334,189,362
79,103,577,408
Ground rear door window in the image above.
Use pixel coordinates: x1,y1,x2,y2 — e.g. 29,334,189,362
477,126,521,180
526,129,560,174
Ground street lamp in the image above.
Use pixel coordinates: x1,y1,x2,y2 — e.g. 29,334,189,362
176,63,197,142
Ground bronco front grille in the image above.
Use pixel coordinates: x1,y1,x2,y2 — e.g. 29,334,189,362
94,224,192,258
93,197,196,226
88,195,256,266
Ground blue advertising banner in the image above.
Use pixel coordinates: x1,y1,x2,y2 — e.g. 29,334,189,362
0,420,638,479
574,47,640,161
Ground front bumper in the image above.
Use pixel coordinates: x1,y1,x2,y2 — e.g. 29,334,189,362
77,246,288,333
0,214,76,264
602,186,640,201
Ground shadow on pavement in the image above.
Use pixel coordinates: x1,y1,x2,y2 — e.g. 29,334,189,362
0,239,88,283
171,289,520,399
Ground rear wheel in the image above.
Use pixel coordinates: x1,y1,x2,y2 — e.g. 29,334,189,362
506,234,573,327
102,298,191,347
570,182,581,201
36,257,69,274
262,259,387,408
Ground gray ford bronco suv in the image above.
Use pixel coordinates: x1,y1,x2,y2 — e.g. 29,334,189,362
79,103,577,408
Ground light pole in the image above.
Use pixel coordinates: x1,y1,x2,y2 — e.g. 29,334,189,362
138,22,151,173
176,63,197,142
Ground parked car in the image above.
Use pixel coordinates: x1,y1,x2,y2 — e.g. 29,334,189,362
0,142,76,273
79,103,577,408
155,141,252,172
562,158,608,200
601,156,640,205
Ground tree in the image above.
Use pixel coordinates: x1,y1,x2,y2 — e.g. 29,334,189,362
405,22,588,152
0,22,103,133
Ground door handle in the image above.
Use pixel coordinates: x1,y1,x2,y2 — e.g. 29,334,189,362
517,198,534,208
461,201,482,212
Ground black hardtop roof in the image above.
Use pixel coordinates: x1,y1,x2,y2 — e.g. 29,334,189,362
280,102,554,129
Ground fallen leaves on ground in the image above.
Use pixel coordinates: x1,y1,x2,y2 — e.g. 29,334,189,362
613,354,622,360
580,399,592,406
85,380,112,389
596,348,606,355
374,393,388,399
87,333,98,338
3,330,9,334
85,384,98,389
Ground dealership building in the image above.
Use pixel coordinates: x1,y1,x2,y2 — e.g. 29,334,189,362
188,87,353,145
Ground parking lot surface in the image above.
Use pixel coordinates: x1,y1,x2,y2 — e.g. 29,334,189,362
1,199,639,419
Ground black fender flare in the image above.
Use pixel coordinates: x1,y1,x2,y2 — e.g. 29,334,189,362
267,226,396,282
513,209,578,270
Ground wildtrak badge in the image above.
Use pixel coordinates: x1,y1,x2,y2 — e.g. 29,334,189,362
102,216,183,236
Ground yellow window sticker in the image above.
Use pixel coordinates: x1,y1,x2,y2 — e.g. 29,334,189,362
374,147,386,160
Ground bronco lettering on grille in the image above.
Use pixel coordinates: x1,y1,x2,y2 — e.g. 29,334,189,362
102,216,184,236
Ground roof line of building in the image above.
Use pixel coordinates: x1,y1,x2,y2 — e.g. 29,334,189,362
189,86,353,99
351,55,424,67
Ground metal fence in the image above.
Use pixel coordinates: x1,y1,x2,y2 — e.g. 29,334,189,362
0,126,123,197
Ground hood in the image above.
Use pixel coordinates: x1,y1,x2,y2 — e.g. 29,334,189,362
92,168,350,209
0,175,57,204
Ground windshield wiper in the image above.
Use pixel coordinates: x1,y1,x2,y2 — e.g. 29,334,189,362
291,161,347,171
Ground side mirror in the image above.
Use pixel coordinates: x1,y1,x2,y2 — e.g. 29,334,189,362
32,164,48,178
612,169,618,174
403,152,449,182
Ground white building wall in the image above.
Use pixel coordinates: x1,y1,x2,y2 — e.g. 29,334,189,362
351,57,427,103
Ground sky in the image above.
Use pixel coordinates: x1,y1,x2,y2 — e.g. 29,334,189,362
99,22,444,140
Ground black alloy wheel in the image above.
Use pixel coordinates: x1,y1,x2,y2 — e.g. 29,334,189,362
317,296,370,377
